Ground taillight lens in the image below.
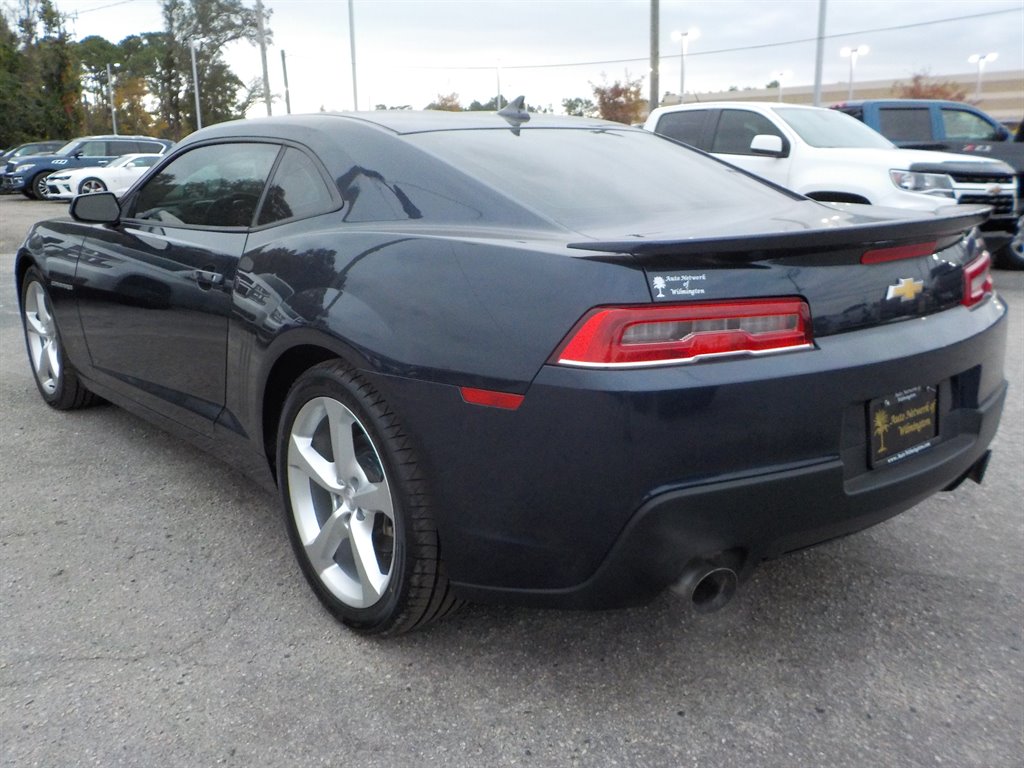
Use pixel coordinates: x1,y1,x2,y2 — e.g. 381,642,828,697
553,298,813,368
962,250,993,308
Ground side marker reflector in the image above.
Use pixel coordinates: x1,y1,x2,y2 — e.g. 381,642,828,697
459,387,525,410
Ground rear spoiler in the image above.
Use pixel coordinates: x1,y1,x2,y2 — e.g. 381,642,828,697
567,206,990,261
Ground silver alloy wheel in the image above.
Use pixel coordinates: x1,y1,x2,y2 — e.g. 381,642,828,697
33,172,51,199
286,396,396,608
79,178,106,194
22,280,61,394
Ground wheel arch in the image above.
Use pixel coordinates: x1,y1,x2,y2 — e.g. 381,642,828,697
258,331,378,478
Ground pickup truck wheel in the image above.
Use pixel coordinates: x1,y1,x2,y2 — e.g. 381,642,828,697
994,223,1023,270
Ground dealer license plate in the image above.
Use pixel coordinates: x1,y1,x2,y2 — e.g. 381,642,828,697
868,385,938,468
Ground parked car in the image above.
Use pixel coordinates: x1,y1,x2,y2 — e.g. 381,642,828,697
832,99,1024,269
644,102,1019,265
44,153,162,200
16,111,1007,635
0,140,66,167
2,135,173,199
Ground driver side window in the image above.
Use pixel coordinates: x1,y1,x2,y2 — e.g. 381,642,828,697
130,143,279,228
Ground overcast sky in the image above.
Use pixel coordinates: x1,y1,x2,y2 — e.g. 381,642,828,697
52,0,1024,114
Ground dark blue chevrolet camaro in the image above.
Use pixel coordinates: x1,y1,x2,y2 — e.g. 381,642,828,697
16,110,1008,634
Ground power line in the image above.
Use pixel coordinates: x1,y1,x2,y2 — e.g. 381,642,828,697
399,7,1021,72
73,0,143,14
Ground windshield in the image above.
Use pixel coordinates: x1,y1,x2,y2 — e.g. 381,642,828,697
409,127,798,231
775,108,895,149
108,155,135,168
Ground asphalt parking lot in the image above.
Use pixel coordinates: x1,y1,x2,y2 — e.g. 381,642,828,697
1,193,1022,768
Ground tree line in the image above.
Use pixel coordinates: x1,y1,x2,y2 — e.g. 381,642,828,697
0,0,266,148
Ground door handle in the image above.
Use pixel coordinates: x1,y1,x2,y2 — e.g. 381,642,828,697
193,268,224,289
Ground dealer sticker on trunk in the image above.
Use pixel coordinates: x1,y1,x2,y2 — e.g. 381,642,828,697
868,385,938,468
649,272,709,301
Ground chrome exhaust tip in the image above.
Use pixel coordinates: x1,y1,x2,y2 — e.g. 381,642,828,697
671,560,738,613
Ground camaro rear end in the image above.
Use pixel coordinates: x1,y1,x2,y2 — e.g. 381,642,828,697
15,110,1007,634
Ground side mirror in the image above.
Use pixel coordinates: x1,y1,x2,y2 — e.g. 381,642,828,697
750,134,786,157
70,191,120,224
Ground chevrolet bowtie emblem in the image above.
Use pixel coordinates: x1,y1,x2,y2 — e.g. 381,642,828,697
886,277,925,302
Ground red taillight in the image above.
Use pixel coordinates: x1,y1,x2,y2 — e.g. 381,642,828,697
553,298,813,368
459,387,525,410
861,241,937,264
962,250,993,308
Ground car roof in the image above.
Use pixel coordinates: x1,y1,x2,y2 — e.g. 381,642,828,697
187,110,623,141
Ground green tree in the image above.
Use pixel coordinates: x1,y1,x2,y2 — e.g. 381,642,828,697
75,34,120,133
467,95,506,111
0,13,23,147
562,96,597,117
591,75,645,124
159,0,268,137
2,0,83,142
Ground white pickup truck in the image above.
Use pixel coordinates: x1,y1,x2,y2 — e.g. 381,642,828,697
644,102,1019,264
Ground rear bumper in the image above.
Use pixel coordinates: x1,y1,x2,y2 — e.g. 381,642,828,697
454,382,1005,608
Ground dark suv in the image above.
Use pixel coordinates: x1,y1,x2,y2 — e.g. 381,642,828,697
3,135,173,199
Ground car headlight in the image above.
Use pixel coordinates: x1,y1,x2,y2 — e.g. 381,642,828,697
889,170,955,198
14,163,36,173
49,174,70,181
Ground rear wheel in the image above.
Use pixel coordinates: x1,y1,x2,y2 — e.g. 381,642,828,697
277,360,460,635
78,177,107,195
20,268,97,409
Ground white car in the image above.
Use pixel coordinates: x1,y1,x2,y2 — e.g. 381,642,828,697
644,102,1018,232
44,153,162,200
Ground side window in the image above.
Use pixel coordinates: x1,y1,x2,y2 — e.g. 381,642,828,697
108,140,138,155
75,141,108,157
130,143,279,228
258,147,335,225
138,141,168,154
941,109,1001,141
654,111,708,148
711,110,783,155
878,108,932,141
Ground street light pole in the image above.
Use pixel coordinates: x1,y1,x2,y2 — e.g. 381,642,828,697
968,52,998,100
671,27,699,103
106,63,118,134
348,0,359,110
190,42,202,130
839,44,869,100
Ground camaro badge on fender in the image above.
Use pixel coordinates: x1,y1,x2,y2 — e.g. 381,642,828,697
886,277,924,302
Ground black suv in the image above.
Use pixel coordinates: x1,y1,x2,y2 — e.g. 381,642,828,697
2,135,173,199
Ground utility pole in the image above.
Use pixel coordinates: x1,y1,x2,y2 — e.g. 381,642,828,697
649,0,660,113
281,50,291,114
106,63,118,134
256,0,272,115
348,0,359,110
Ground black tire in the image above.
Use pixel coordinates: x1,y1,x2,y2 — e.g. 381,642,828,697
993,226,1023,270
30,171,52,200
277,360,461,635
78,177,107,195
20,268,97,410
